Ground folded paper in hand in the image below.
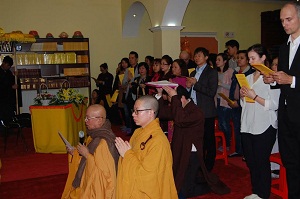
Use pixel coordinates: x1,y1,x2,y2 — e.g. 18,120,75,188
145,80,178,88
172,76,187,88
111,90,119,103
218,93,234,104
235,74,255,103
58,131,72,149
251,63,274,76
188,68,195,76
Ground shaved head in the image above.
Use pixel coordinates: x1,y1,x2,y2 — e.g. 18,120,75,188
88,104,106,118
179,51,190,59
136,95,159,117
85,104,106,129
132,95,158,128
179,50,191,64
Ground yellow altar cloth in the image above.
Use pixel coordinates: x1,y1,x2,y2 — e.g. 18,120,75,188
29,103,86,153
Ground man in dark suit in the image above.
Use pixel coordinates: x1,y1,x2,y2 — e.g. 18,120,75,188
187,47,218,172
95,63,114,96
264,2,300,198
0,56,18,123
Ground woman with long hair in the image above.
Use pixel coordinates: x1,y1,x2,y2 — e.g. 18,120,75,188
131,62,152,98
161,55,173,81
149,58,163,95
240,44,280,199
170,59,189,88
215,53,234,150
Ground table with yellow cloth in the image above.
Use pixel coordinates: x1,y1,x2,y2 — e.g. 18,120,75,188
29,103,86,153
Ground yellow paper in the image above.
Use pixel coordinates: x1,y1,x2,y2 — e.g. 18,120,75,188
128,68,134,76
105,94,112,107
251,63,274,76
188,68,195,76
235,74,255,103
118,74,124,84
218,93,234,104
111,90,119,103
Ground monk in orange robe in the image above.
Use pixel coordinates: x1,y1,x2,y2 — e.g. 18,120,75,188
115,95,177,199
62,104,119,199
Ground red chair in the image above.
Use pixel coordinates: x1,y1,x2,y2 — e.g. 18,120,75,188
215,119,228,165
270,153,288,199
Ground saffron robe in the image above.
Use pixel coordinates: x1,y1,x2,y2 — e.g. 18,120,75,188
116,118,177,199
61,137,117,199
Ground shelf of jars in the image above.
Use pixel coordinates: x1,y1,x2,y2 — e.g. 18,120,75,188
15,52,88,65
20,75,90,90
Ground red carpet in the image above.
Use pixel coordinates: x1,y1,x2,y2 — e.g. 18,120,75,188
0,174,67,199
0,126,281,199
1,153,68,182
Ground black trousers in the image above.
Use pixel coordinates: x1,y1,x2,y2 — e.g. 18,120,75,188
203,117,216,171
241,126,276,199
278,107,300,199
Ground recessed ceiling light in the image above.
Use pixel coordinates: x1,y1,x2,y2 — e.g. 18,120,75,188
167,23,176,26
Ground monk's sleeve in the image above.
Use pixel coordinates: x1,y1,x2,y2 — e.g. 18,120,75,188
157,97,173,120
83,140,116,198
119,139,167,197
171,95,203,128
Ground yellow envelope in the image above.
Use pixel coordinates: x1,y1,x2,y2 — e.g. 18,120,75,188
105,94,112,107
235,74,255,103
128,68,134,76
188,68,195,76
218,93,234,104
111,90,119,103
118,74,124,84
251,63,274,76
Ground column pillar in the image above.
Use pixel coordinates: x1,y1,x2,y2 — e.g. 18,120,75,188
149,26,184,59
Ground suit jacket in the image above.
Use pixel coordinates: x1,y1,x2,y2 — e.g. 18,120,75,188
278,42,300,123
187,59,197,69
131,75,152,98
190,65,218,118
97,72,114,95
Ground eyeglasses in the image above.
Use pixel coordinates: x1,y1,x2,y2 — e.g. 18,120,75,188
133,109,152,115
84,116,104,121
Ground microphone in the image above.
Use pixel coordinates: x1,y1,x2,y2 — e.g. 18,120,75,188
79,130,85,145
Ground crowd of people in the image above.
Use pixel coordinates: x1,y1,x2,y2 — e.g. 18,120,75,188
0,3,294,197
59,2,300,199
0,2,298,198
63,40,280,198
